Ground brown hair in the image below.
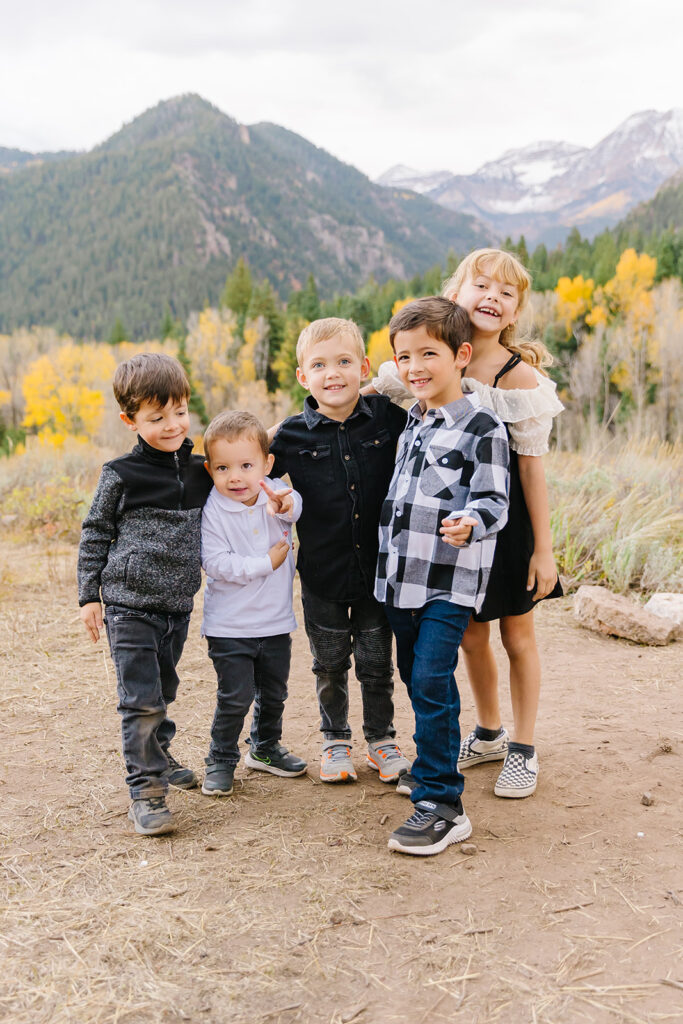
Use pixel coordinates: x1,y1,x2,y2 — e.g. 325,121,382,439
389,297,472,357
296,317,365,366
113,352,190,418
442,247,552,372
203,410,270,462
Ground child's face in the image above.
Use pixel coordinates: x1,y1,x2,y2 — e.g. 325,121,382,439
204,435,274,506
296,334,370,421
120,397,190,452
394,326,471,411
450,264,519,340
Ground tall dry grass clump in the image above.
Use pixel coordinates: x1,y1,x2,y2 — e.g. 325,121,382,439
0,437,118,542
547,434,683,594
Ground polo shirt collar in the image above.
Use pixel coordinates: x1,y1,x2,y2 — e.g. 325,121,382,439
302,394,374,430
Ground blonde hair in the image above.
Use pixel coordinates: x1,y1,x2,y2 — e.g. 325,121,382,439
296,317,365,367
442,248,552,372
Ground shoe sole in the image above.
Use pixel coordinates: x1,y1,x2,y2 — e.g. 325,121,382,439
494,780,537,798
387,816,472,856
127,808,175,836
366,756,408,783
319,770,357,783
245,753,307,778
201,783,233,797
396,778,416,796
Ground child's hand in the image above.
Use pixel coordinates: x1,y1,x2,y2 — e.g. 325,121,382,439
527,549,558,600
440,516,478,547
80,602,104,643
269,539,291,571
260,479,294,517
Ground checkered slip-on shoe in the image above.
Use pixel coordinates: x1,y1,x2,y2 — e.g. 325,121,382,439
494,749,538,798
458,727,509,769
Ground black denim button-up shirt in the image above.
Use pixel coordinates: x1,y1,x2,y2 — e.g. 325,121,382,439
270,395,407,602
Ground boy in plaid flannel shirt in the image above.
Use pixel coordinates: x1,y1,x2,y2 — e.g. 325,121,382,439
375,297,509,856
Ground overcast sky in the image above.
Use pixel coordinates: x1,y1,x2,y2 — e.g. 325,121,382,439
1,0,681,179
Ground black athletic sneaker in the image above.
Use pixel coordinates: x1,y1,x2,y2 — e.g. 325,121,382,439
202,758,235,797
396,771,418,796
128,796,175,836
388,799,472,856
162,752,198,790
245,743,307,777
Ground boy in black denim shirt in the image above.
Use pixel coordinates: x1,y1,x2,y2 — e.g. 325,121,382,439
270,318,409,784
78,353,212,836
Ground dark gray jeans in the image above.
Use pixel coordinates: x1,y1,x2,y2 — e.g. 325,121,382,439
300,582,395,744
206,633,292,765
105,604,190,799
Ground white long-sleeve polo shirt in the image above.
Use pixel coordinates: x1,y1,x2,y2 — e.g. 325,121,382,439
200,478,302,638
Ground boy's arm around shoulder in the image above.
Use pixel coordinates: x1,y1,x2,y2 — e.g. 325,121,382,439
453,417,510,544
201,495,274,585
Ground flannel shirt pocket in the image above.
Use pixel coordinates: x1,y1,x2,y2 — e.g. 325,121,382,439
420,445,467,501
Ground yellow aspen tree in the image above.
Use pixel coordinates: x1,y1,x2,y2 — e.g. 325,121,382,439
22,342,116,443
367,297,415,373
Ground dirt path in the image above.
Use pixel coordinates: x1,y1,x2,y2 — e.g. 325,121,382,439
1,541,681,1024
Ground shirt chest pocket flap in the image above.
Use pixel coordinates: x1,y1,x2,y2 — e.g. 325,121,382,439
297,443,335,485
421,445,468,500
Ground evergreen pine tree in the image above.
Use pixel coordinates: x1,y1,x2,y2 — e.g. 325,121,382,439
108,317,128,345
177,336,208,426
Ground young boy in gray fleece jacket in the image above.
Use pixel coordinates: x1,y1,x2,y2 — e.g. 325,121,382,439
78,353,212,836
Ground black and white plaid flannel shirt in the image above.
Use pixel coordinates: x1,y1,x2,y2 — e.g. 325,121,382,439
375,392,509,613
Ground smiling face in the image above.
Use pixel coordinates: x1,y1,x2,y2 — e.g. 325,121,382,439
450,263,520,341
204,435,274,506
393,326,472,410
120,397,190,452
296,333,370,421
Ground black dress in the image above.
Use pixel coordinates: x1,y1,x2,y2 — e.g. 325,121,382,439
473,354,563,622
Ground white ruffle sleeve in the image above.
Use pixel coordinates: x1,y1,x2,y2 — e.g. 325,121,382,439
462,371,564,456
373,360,564,456
373,361,413,402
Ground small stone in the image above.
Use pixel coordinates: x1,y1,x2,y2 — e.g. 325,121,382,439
641,792,654,806
460,843,477,856
379,813,389,825
574,585,677,645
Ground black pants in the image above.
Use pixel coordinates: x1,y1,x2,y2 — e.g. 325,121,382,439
105,604,190,799
300,582,395,743
206,634,292,765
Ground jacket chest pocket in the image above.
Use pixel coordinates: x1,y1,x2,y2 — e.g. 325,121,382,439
420,445,468,501
297,444,336,487
359,429,394,468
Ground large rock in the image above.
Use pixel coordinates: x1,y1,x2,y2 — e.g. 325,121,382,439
644,593,683,638
574,585,677,645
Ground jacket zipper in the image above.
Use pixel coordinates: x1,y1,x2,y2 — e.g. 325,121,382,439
174,452,184,510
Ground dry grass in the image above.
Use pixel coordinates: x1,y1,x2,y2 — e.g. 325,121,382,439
1,542,681,1023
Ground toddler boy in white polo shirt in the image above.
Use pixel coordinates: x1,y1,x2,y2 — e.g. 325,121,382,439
200,410,307,797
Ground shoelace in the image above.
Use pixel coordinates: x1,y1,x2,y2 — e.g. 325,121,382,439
374,743,402,763
404,807,436,828
166,754,181,771
146,797,168,811
327,744,352,762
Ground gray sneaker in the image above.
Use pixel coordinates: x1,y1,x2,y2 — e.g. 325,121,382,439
458,727,509,769
128,797,175,836
388,800,472,856
367,739,411,783
162,752,198,790
245,744,307,777
201,758,235,797
494,750,538,798
396,771,417,796
320,741,357,783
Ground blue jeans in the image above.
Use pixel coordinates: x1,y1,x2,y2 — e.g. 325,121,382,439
301,582,395,743
105,604,190,799
206,634,291,765
384,601,471,807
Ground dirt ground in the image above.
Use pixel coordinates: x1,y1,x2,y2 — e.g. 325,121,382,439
0,540,681,1024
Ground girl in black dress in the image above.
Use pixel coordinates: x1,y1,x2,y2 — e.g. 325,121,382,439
373,248,563,799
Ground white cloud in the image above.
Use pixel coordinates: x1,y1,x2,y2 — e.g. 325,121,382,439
0,0,681,177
